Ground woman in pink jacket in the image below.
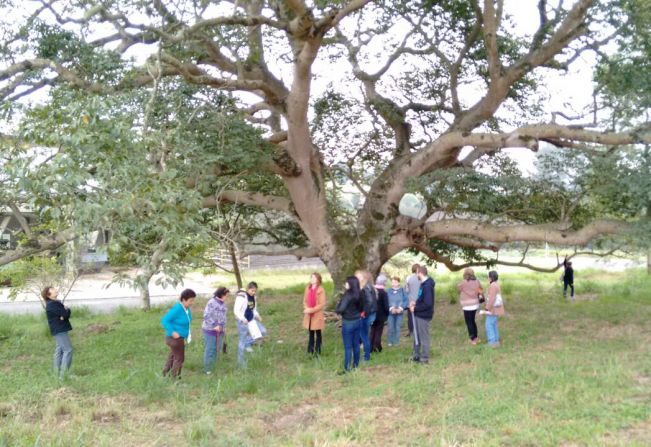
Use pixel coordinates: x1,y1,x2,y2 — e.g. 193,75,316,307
457,268,482,345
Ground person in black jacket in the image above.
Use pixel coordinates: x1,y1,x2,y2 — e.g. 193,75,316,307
562,257,575,300
355,270,377,362
43,286,73,378
370,274,390,353
335,276,363,372
409,266,435,364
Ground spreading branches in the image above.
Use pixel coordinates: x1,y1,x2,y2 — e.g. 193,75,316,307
202,190,295,216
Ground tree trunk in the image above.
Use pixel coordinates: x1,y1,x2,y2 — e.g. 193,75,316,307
139,282,152,311
137,239,168,311
136,266,156,311
228,241,243,290
324,233,388,294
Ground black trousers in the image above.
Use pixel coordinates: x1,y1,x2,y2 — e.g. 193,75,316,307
563,281,574,297
463,310,478,340
370,320,384,352
307,330,322,355
406,308,413,335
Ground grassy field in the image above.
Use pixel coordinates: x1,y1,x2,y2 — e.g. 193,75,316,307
1,268,650,446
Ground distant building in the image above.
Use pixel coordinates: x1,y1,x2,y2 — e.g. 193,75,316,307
1,208,109,270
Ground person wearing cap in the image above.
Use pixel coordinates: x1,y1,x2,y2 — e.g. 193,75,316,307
370,273,390,353
202,287,229,375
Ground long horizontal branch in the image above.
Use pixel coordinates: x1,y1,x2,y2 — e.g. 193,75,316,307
0,229,77,267
424,218,627,245
407,123,651,179
202,190,294,215
241,246,319,259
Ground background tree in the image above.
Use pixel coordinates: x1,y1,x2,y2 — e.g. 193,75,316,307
594,0,651,272
1,0,650,288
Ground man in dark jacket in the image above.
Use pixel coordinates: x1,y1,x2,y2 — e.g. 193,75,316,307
409,266,435,364
562,257,575,300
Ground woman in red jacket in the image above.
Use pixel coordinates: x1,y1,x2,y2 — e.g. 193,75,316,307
303,272,327,356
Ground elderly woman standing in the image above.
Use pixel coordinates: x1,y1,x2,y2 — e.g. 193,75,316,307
458,268,483,345
43,287,73,379
303,272,327,356
161,289,196,379
387,277,409,346
202,287,229,375
485,271,505,348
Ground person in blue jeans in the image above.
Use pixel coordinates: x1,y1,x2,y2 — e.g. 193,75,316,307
355,270,376,362
234,282,267,367
387,276,409,346
43,287,73,379
202,287,229,375
335,276,363,373
485,271,505,347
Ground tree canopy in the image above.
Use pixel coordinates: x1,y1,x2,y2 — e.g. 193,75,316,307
1,0,650,291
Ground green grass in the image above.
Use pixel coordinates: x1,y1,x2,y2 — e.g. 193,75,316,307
1,269,650,446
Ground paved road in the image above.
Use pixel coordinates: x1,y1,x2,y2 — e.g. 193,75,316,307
1,255,644,315
0,270,222,315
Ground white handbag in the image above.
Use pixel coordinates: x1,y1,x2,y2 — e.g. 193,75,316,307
247,320,263,340
494,293,503,307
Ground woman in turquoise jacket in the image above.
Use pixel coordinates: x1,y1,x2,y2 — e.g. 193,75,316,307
161,289,196,379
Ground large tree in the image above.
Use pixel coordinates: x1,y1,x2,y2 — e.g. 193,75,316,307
1,0,650,286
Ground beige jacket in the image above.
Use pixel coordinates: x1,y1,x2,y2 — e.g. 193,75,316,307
486,282,505,316
458,279,482,308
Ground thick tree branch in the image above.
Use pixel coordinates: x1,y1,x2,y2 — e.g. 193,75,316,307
0,229,77,267
241,245,319,259
423,219,627,245
482,0,502,83
7,203,33,239
202,190,294,215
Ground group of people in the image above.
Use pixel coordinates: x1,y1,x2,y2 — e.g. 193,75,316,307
333,264,505,372
160,281,268,378
41,264,507,379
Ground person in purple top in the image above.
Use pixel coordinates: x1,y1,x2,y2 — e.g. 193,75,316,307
202,287,229,375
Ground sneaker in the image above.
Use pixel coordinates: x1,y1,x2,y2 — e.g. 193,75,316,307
205,371,212,375
245,347,254,353
419,359,429,365
409,356,420,363
470,339,478,346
